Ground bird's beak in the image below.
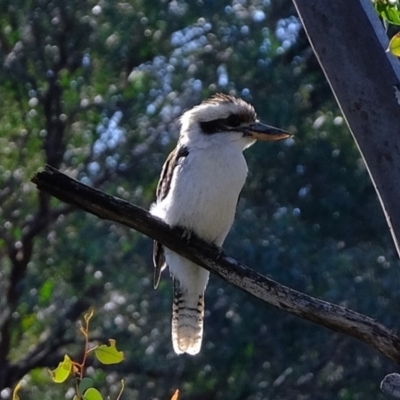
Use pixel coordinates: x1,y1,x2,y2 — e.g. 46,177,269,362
243,122,293,141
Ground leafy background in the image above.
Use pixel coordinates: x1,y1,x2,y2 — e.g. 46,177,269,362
1,0,399,399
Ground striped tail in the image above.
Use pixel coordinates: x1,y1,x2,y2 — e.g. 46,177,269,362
172,280,204,355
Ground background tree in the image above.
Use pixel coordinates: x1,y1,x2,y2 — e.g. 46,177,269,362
0,0,399,399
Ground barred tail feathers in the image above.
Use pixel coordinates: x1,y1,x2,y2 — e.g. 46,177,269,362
172,282,204,355
165,251,209,355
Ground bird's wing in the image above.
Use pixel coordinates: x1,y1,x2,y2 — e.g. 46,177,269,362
153,240,166,289
153,144,189,288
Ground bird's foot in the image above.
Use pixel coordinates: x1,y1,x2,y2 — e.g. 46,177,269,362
210,243,225,259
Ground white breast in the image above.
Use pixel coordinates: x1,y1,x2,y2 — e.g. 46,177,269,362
152,136,248,246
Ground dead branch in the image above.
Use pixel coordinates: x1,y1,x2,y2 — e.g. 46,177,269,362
31,165,400,364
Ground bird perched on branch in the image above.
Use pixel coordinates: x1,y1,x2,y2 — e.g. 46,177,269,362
150,93,292,355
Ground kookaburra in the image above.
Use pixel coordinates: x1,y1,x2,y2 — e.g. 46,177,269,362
150,93,291,355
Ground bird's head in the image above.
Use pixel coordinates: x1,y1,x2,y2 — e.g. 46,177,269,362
180,93,292,149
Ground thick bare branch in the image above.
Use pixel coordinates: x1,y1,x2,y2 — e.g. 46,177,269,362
292,0,400,257
31,166,400,364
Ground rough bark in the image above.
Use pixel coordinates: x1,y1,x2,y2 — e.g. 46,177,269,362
31,166,400,364
292,0,400,257
381,373,400,398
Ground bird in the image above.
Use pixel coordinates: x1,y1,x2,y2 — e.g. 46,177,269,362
150,93,292,355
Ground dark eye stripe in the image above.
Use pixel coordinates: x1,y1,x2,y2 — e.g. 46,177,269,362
199,113,252,134
199,119,226,134
226,114,241,127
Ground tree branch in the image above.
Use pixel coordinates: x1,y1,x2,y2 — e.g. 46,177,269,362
292,0,400,257
31,165,400,364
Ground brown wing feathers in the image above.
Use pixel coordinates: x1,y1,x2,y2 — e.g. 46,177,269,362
153,144,189,288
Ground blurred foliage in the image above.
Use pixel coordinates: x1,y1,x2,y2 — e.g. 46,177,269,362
0,0,399,399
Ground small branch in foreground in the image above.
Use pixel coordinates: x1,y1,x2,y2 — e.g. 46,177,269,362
31,165,400,364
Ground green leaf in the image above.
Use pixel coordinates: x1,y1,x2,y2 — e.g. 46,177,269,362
375,1,400,25
95,339,124,365
83,388,103,400
79,377,94,394
49,354,73,383
388,32,400,56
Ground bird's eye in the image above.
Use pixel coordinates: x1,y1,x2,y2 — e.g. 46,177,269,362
225,114,241,127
